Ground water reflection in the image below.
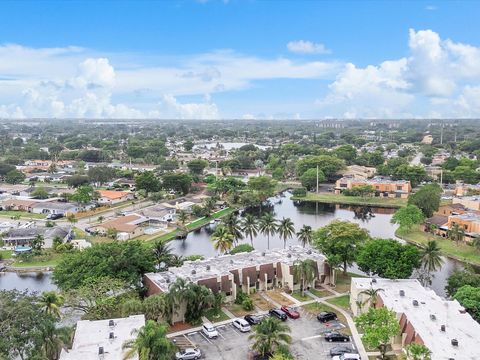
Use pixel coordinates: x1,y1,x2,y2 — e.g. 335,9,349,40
0,271,57,292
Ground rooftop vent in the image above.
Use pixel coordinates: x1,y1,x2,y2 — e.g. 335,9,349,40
430,314,436,321
109,332,114,340
191,270,196,275
372,278,377,283
412,300,419,307
441,324,446,332
206,265,211,271
451,339,459,347
307,249,312,254
399,290,405,297
108,320,115,328
261,252,266,256
98,347,104,355
287,253,292,258
230,259,234,264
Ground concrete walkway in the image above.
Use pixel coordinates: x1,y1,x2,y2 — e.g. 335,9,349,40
306,290,368,360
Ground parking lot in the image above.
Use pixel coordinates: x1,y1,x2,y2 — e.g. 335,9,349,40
179,307,357,360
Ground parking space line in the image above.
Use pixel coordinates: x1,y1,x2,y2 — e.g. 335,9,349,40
217,331,225,340
199,332,213,344
301,334,323,341
229,325,242,336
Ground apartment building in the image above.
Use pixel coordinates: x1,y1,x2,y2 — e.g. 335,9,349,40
350,278,480,360
341,165,377,180
144,246,328,323
447,212,480,242
335,176,411,198
452,196,480,211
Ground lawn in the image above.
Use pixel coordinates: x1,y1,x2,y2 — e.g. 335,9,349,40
266,289,294,306
334,272,366,293
397,226,480,266
12,251,64,268
204,308,230,323
224,303,252,317
0,210,46,219
301,302,351,335
250,293,272,311
0,249,13,259
290,291,312,302
291,192,407,208
326,295,350,311
309,288,334,298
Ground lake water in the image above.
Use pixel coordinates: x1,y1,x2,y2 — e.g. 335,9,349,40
2,191,465,297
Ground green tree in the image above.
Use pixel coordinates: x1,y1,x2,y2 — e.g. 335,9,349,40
448,223,465,245
53,241,156,290
230,244,255,255
66,174,89,188
278,217,295,249
161,172,192,195
39,291,64,318
453,285,480,321
5,169,25,184
31,187,50,199
355,307,400,360
249,316,292,357
408,183,442,218
259,212,278,250
333,144,357,164
293,259,317,296
391,205,425,231
187,159,209,175
39,322,73,360
87,166,116,185
404,343,432,360
71,185,97,205
241,213,259,247
248,176,277,201
300,168,325,191
296,155,345,181
152,241,174,270
356,239,421,279
211,225,234,254
31,234,45,252
359,287,384,309
314,220,370,275
183,139,194,151
446,268,480,297
223,212,244,243
420,240,444,275
177,210,189,228
296,225,313,248
135,171,160,196
122,320,176,360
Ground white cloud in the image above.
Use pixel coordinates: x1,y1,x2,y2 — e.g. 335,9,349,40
425,5,437,11
287,40,331,54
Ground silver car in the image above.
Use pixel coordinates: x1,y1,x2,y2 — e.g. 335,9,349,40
175,347,202,360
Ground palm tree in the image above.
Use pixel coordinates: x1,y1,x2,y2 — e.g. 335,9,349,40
177,210,188,228
278,217,295,249
40,322,72,360
211,225,234,254
249,316,291,357
404,343,432,360
421,240,444,274
66,213,77,225
296,225,313,248
223,212,243,243
241,213,259,247
359,287,384,309
97,215,104,223
472,237,480,253
31,234,45,252
39,291,64,318
183,282,215,324
122,320,176,360
293,259,317,296
259,213,278,250
152,241,174,270
325,254,341,286
448,223,465,245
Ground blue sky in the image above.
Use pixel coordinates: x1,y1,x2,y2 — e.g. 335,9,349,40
0,0,479,119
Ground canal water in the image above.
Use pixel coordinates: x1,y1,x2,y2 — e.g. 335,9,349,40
2,191,464,297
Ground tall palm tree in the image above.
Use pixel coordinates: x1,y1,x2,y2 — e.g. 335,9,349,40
177,210,189,228
359,287,384,309
325,254,341,286
241,213,259,247
223,212,244,243
278,217,295,249
421,240,444,274
296,225,313,248
152,241,173,270
39,291,64,318
259,213,278,249
448,223,465,245
404,343,432,360
40,322,72,360
249,316,291,357
292,259,317,296
183,283,215,324
211,225,234,254
472,237,480,253
122,320,176,360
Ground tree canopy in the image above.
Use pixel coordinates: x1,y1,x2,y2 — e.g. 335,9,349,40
408,183,442,217
391,205,425,231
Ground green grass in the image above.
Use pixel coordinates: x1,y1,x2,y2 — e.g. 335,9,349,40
204,309,230,323
309,288,333,298
0,249,13,259
12,251,64,268
301,302,351,335
0,210,46,219
291,192,407,208
334,272,367,293
397,226,480,266
326,295,350,311
290,291,312,302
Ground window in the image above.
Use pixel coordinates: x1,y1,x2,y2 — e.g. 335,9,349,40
396,186,403,191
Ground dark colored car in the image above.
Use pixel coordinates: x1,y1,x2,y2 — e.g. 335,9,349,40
324,331,350,342
244,314,262,325
329,345,358,356
281,306,300,319
317,311,337,322
46,213,64,220
269,308,287,321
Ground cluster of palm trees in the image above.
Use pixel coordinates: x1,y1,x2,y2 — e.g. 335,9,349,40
249,316,291,358
211,212,314,254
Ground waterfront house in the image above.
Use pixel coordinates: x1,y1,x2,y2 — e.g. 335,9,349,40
335,176,411,198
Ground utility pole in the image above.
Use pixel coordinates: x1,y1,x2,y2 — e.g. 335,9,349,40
440,124,444,145
440,168,443,187
316,165,319,194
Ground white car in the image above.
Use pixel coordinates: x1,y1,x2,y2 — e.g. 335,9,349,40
175,347,202,360
201,323,218,339
232,318,251,332
332,354,361,360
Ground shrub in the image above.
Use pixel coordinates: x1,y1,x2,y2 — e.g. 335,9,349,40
292,187,307,197
242,297,254,311
235,289,249,305
230,244,254,255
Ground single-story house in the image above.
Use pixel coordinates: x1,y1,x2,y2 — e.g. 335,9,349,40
31,201,79,215
97,190,135,205
1,199,38,212
2,226,72,249
160,199,195,213
139,206,175,226
90,214,148,240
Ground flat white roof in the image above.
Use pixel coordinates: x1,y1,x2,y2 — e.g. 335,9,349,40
59,315,145,360
352,278,480,360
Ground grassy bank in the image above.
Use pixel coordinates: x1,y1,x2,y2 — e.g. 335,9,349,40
0,210,46,219
397,226,480,267
291,192,407,208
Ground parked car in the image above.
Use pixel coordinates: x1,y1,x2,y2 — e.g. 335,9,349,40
280,306,300,319
175,348,202,360
244,314,262,325
329,345,358,356
324,331,350,342
331,354,360,360
232,318,251,332
46,213,63,220
269,308,287,321
201,323,218,339
317,311,338,322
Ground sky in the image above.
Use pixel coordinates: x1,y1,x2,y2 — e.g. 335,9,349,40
0,0,480,120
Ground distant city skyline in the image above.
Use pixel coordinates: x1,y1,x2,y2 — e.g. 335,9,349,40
0,0,480,119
